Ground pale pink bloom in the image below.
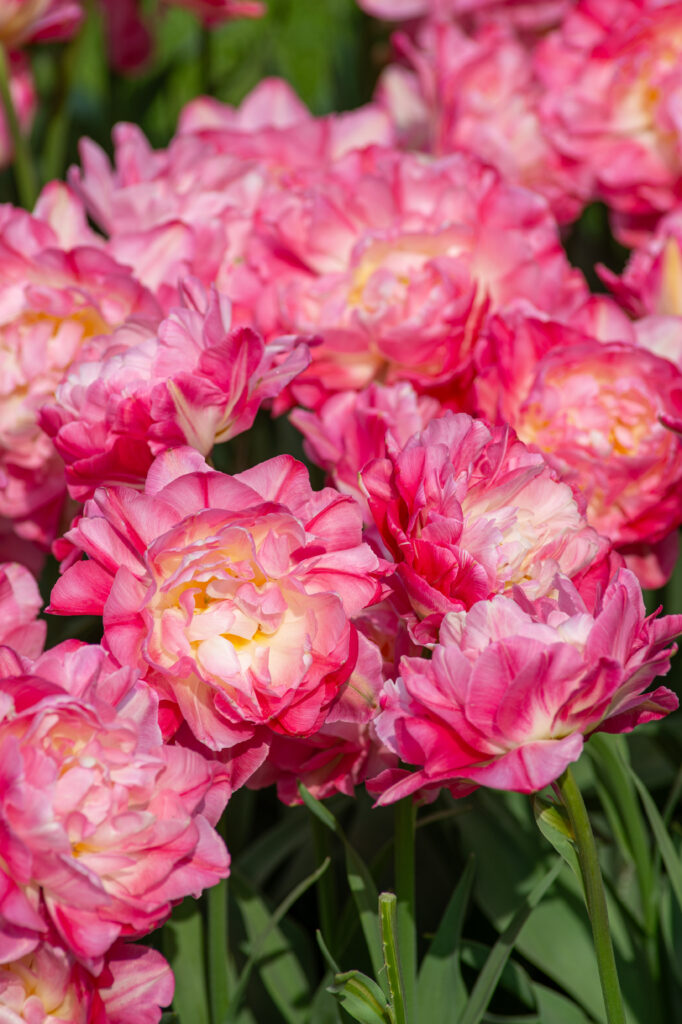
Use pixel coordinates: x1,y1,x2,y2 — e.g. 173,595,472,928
536,0,682,244
69,122,263,312
0,641,229,967
69,84,393,312
291,382,441,516
248,632,396,804
235,147,586,405
0,561,45,656
360,412,607,642
376,21,591,223
177,77,393,163
371,570,681,803
0,198,159,557
0,53,36,172
164,0,264,22
474,312,682,579
0,938,173,1023
0,0,82,47
49,447,387,751
41,278,310,502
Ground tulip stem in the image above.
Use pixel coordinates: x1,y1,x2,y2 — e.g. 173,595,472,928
207,816,229,1023
556,766,627,1024
0,44,37,208
394,798,417,1023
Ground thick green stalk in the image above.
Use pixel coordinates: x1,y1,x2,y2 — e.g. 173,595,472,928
394,798,417,1024
556,766,627,1024
207,879,229,1024
0,44,37,208
208,816,230,1024
379,893,408,1024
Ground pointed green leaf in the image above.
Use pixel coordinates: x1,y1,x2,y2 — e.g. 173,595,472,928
459,859,562,1024
417,856,474,1019
631,768,682,914
299,783,386,993
226,859,329,1023
162,897,209,1024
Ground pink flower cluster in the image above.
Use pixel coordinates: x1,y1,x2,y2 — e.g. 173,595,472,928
5,0,682,1015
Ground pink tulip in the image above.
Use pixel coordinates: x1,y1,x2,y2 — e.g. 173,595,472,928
536,0,682,244
234,146,586,406
361,411,608,641
0,196,159,561
371,570,680,803
0,561,45,656
0,937,173,1023
0,641,229,967
474,312,682,583
376,20,591,223
49,447,387,751
291,382,441,517
41,278,310,502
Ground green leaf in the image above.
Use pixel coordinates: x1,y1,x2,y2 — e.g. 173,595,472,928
161,897,209,1024
226,859,329,1023
457,788,652,1022
234,806,309,888
533,796,583,889
531,983,595,1024
458,859,562,1024
459,941,535,1010
328,970,393,1024
631,768,682,914
417,856,474,1019
588,734,655,934
299,783,385,993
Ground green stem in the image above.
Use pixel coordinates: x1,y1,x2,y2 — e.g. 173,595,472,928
379,893,408,1024
556,767,627,1024
207,878,229,1024
207,816,230,1024
311,812,337,949
394,798,417,1024
0,44,37,208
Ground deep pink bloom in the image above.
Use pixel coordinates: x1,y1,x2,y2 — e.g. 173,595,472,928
0,641,229,967
41,278,310,502
291,382,441,516
371,570,681,803
536,0,682,244
474,312,682,580
0,938,173,1023
0,53,36,171
98,0,153,72
234,147,585,405
0,195,159,558
361,412,607,641
376,20,591,222
49,448,387,751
